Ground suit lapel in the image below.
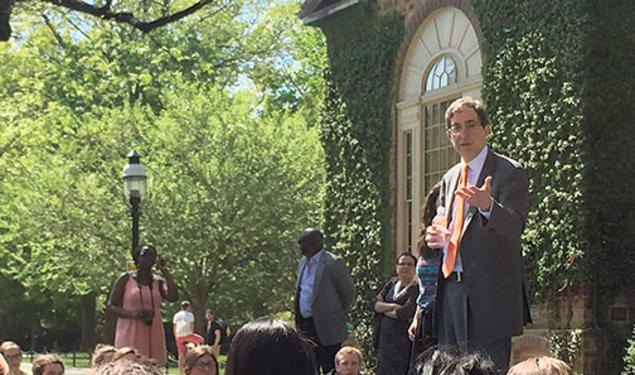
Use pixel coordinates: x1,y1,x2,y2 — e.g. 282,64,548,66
312,251,327,305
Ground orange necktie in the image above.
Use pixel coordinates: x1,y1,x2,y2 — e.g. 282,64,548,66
443,163,469,278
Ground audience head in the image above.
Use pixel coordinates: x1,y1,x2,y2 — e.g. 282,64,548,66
0,341,22,371
334,346,363,375
224,317,314,375
0,352,9,375
414,346,496,375
507,356,572,375
179,346,218,375
32,355,65,375
91,344,117,368
88,359,161,375
113,348,141,363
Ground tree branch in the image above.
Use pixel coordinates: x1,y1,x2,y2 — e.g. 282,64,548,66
43,0,214,34
42,12,74,48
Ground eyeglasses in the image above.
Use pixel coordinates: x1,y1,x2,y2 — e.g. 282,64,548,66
5,353,22,359
446,122,480,135
193,361,217,370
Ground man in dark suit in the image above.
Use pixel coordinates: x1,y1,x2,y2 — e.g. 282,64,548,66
426,97,531,373
295,228,356,374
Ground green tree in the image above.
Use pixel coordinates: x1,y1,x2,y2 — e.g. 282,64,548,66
1,0,326,347
624,324,635,375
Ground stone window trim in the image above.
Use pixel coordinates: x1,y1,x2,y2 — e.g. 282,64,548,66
392,0,483,256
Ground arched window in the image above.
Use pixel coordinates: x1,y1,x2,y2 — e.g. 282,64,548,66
425,56,457,92
395,7,483,255
423,56,460,194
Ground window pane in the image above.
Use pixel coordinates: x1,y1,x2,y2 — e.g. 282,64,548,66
425,56,458,92
424,99,459,196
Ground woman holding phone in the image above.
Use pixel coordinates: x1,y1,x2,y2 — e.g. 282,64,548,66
107,244,178,364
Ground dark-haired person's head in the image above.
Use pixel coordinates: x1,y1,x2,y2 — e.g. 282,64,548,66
179,346,218,375
396,252,417,282
224,317,314,375
132,245,156,269
445,97,489,130
415,346,496,375
32,355,64,375
445,352,496,375
298,228,323,257
416,181,442,258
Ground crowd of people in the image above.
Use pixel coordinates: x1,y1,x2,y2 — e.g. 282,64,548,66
0,328,572,375
1,97,571,374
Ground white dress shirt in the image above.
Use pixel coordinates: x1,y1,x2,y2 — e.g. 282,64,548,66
443,145,491,273
299,249,325,318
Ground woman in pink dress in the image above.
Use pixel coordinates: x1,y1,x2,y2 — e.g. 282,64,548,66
107,244,178,364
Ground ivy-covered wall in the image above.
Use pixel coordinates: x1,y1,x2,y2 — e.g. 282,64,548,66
311,0,635,368
475,0,635,371
474,0,589,301
314,5,404,354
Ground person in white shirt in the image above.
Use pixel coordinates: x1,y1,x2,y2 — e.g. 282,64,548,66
173,301,203,356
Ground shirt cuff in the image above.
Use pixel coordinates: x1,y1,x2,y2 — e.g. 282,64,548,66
478,199,493,218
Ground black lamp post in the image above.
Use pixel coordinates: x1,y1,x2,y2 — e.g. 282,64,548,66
122,150,147,254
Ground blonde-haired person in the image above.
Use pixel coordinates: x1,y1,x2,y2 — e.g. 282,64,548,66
113,347,141,363
88,359,161,375
91,344,117,368
1,351,10,375
32,355,64,375
507,356,572,375
327,346,362,375
178,346,218,375
0,341,25,375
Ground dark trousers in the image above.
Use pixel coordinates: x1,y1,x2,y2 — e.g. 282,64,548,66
436,273,511,374
297,316,341,374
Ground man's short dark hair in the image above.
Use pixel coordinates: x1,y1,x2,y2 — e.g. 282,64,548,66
445,97,489,129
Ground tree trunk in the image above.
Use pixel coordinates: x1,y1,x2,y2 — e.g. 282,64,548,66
79,294,97,351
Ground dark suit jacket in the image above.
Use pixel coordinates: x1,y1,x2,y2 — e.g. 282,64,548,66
205,320,221,346
439,147,531,340
295,249,356,346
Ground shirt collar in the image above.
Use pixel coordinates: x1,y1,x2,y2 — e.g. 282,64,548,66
308,248,325,264
465,145,488,176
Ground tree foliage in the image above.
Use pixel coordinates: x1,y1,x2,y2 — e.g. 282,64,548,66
3,0,218,41
316,9,404,361
623,324,635,375
0,0,326,348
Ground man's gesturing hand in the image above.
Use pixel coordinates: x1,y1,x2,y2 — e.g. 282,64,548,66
456,176,493,211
